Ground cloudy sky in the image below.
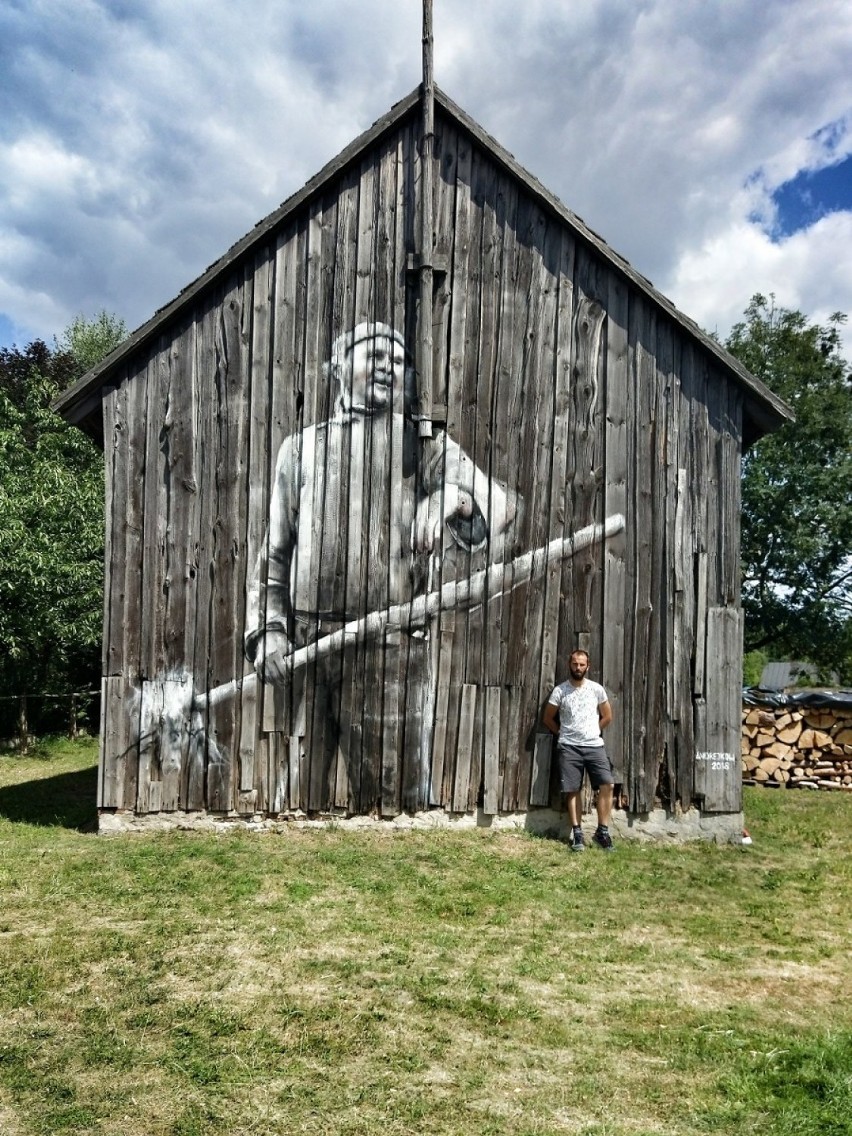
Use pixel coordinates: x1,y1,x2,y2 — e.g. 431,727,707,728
2,0,852,356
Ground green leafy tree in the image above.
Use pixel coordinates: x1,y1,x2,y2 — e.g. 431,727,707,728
56,311,126,377
742,648,769,689
0,314,125,736
726,295,852,683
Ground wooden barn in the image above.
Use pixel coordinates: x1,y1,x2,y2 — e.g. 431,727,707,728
55,84,791,834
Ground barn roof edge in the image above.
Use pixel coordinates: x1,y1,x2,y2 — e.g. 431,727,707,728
53,83,792,439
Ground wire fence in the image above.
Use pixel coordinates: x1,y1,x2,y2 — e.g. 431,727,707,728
0,690,100,748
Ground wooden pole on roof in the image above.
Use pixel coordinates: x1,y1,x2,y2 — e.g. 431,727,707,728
417,0,435,436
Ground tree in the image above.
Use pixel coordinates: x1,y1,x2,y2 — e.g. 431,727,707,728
726,295,852,683
56,311,126,377
0,314,125,739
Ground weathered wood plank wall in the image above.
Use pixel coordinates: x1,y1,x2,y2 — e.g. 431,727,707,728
99,109,744,820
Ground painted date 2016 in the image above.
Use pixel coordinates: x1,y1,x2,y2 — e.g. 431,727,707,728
696,751,735,771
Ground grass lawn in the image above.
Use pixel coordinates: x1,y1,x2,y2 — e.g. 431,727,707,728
1,737,850,1135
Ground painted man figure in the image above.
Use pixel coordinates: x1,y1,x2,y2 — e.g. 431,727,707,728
244,321,518,809
542,649,614,851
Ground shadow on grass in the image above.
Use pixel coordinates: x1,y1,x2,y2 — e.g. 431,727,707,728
0,766,98,830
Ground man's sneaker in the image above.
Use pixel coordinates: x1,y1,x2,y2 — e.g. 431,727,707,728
592,828,614,852
569,830,586,853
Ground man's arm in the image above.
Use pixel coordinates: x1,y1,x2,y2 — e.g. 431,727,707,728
542,702,560,736
598,700,613,731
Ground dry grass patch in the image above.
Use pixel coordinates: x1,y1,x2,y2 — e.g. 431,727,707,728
1,742,851,1135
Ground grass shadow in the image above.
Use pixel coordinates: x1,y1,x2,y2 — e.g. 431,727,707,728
0,765,98,830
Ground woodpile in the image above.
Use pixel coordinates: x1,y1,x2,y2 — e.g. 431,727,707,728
742,705,852,790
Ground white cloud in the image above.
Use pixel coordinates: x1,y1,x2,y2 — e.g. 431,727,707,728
1,0,852,353
668,209,852,341
1,134,100,206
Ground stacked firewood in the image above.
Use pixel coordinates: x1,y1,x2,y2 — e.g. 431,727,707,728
742,705,852,790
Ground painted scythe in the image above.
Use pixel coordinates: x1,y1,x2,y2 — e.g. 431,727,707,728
205,512,625,709
138,515,625,770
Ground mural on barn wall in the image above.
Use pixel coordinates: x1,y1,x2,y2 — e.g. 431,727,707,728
243,319,623,811
133,305,625,817
73,93,785,824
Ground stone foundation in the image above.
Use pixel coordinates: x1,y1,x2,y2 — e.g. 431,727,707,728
98,805,745,844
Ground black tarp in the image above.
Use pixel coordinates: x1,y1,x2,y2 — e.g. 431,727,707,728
743,687,852,710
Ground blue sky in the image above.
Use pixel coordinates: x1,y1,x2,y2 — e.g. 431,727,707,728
2,0,852,355
772,154,852,238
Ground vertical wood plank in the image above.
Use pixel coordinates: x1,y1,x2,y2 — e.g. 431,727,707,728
430,121,457,412
452,683,477,812
694,607,741,812
529,732,553,807
482,685,501,815
718,379,743,606
437,127,473,804
206,272,252,812
602,273,629,784
477,158,512,693
139,341,169,684
626,297,656,812
174,317,204,811
642,316,672,804
302,198,332,812
353,156,396,817
377,145,406,819
694,551,708,695
100,383,123,808
457,146,490,811
98,675,125,808
139,342,176,809
122,357,148,812
397,132,433,815
315,189,349,814
188,297,220,812
239,248,275,802
101,384,120,678
429,628,454,806
568,255,607,644
426,122,460,808
537,231,575,706
673,340,696,807
157,321,199,810
265,221,307,810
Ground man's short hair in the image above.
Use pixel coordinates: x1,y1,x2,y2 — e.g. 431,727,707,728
570,649,590,662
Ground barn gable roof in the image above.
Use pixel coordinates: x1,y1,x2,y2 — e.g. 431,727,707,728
54,84,792,443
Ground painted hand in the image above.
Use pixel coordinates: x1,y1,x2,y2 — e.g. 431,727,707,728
254,629,293,685
410,487,474,552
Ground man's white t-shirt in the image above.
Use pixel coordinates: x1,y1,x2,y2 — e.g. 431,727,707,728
547,680,608,748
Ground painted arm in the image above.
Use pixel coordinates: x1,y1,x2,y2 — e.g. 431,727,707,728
245,435,299,682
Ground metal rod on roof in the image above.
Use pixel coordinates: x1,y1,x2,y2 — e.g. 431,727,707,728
416,0,435,436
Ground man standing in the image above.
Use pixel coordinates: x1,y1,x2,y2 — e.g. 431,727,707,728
542,650,614,851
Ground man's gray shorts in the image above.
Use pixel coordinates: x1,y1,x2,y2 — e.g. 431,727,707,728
557,743,614,794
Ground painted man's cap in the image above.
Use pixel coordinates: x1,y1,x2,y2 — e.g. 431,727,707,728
330,321,406,370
